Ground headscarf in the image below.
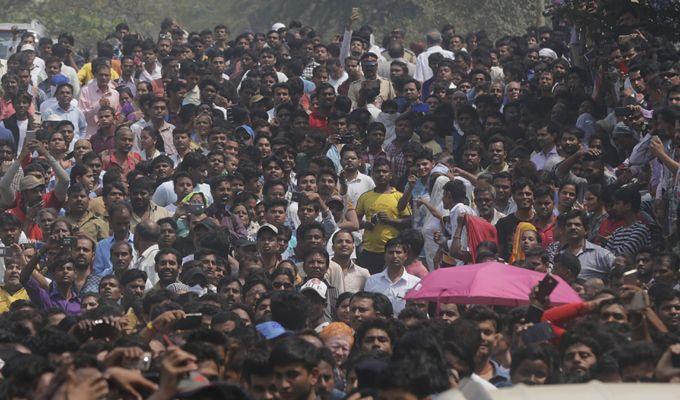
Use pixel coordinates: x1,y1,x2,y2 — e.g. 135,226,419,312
509,222,538,265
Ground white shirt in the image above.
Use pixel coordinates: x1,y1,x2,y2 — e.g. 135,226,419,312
152,180,214,207
364,268,420,315
329,70,348,90
414,45,454,82
344,172,375,207
133,244,160,290
446,203,478,265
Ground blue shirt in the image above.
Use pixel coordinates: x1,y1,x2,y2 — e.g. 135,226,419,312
93,233,135,277
42,103,88,138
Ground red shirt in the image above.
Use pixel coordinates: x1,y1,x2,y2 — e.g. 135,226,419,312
8,191,64,239
101,151,142,176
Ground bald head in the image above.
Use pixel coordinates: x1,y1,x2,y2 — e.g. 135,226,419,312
426,30,442,45
134,220,161,252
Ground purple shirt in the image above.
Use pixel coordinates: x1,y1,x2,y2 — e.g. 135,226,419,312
24,277,82,316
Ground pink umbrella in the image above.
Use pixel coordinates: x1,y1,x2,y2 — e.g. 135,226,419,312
405,261,581,306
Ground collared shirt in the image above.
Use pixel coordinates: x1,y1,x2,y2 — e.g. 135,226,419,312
78,80,121,137
331,259,370,293
530,146,560,171
414,45,454,82
42,102,88,138
345,172,376,207
385,140,415,180
93,233,137,277
24,277,81,316
101,150,142,176
364,268,420,315
558,240,615,280
64,210,110,242
130,202,173,231
90,130,116,154
151,180,214,207
0,285,28,314
488,359,512,388
77,273,102,296
205,204,248,240
347,77,396,109
133,244,160,290
481,162,510,175
131,119,176,155
114,75,137,97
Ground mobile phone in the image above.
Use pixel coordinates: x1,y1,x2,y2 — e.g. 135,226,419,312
90,319,113,339
371,214,380,225
136,352,153,372
614,107,633,117
186,204,205,215
0,247,13,258
672,351,680,368
521,322,555,345
525,304,544,324
536,273,559,303
32,112,42,125
622,269,638,285
25,130,37,143
290,191,304,203
339,134,355,144
172,313,203,330
625,290,650,312
60,236,77,249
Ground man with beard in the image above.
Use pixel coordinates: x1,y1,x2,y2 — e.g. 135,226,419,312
458,143,483,181
530,121,561,171
154,248,182,289
207,175,247,240
555,210,614,280
128,177,171,231
132,221,161,290
64,183,109,242
495,178,535,260
482,135,509,175
473,184,505,224
71,234,100,295
464,306,510,387
560,333,601,383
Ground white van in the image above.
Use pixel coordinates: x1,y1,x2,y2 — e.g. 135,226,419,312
0,20,49,60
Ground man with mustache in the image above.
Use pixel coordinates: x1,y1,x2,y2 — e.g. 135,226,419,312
71,234,100,295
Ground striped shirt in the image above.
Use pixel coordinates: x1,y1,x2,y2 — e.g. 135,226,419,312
604,222,651,257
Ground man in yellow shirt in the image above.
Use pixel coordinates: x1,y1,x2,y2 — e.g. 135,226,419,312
356,157,411,274
0,254,29,314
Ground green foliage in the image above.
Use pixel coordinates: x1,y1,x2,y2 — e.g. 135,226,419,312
2,0,543,48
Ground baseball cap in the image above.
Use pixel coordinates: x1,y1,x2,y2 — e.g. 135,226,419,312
257,223,278,237
20,44,35,52
272,22,286,32
612,122,635,138
300,278,328,300
19,175,45,191
256,321,292,340
50,74,69,86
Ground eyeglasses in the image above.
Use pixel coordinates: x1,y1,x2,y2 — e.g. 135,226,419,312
273,281,293,289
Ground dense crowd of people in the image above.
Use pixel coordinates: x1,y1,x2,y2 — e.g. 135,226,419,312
0,1,678,398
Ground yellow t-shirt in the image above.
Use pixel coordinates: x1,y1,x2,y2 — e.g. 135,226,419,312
356,188,411,253
0,286,29,314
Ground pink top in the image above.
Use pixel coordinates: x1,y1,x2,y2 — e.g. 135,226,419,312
406,260,429,279
78,80,120,138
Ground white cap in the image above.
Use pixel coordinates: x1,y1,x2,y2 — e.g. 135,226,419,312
300,278,328,300
538,48,558,60
257,223,278,236
20,44,35,52
271,22,286,31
